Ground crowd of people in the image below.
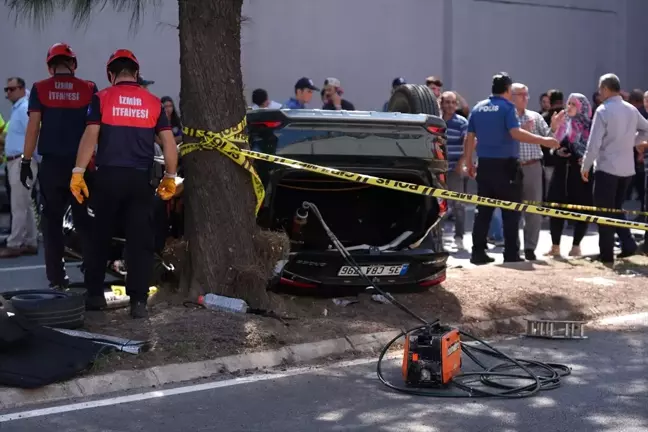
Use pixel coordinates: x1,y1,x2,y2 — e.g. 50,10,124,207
2,42,648,320
251,73,648,265
446,74,648,265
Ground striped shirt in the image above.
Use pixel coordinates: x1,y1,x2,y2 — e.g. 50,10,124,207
516,109,551,162
444,113,468,170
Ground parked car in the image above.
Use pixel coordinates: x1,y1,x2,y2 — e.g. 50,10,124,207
249,106,449,294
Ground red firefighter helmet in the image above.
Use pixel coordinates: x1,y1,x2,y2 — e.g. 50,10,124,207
46,43,77,67
106,49,140,82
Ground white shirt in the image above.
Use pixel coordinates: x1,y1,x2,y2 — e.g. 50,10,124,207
582,95,648,177
251,100,282,110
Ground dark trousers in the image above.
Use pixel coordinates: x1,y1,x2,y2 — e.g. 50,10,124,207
39,156,92,285
626,163,645,212
472,158,522,259
31,164,41,223
593,170,636,262
4,164,11,230
550,218,588,246
84,167,154,303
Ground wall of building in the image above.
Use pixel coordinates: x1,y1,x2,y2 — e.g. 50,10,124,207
0,1,180,118
240,0,446,111
0,0,646,118
449,0,621,105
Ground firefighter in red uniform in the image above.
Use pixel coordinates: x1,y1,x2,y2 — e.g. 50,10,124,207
22,43,97,290
71,49,178,318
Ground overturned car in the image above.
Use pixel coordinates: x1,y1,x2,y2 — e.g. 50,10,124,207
249,108,449,294
63,96,450,295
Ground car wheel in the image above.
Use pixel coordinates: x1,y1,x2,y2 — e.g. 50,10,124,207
387,84,440,116
5,289,87,330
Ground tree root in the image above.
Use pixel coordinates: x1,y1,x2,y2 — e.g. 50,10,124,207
164,229,289,308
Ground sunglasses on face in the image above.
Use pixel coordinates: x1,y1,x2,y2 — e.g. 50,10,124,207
4,86,20,93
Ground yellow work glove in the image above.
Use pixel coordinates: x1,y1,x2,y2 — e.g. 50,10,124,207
157,176,176,201
70,172,89,204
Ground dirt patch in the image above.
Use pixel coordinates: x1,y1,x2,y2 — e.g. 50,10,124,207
84,255,648,374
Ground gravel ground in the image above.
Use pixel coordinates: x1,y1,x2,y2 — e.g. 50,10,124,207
84,254,648,374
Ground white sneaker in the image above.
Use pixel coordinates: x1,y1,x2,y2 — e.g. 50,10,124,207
454,236,465,250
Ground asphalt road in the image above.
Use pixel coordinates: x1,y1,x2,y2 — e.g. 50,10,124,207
1,317,646,432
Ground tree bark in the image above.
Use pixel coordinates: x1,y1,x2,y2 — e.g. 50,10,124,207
177,0,277,308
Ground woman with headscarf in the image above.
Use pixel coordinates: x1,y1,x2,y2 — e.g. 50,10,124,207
545,93,593,258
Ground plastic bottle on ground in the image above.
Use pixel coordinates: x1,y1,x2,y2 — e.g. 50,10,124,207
198,293,249,314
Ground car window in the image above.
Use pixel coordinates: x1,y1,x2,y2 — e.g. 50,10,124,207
249,122,435,158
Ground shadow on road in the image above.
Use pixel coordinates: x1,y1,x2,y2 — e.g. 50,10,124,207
297,325,648,432
14,325,644,432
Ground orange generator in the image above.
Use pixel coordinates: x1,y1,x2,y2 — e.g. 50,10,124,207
402,324,462,387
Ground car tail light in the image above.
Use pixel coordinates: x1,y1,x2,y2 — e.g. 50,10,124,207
251,121,282,128
280,277,317,289
419,271,446,287
427,125,446,135
437,197,448,216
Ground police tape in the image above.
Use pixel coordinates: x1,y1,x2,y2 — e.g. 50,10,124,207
179,118,265,215
179,122,648,232
521,200,648,217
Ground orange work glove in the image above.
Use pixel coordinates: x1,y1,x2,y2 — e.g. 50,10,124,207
157,176,176,201
70,172,89,204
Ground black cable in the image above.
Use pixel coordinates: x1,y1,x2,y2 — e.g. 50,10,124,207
302,202,430,326
302,201,572,399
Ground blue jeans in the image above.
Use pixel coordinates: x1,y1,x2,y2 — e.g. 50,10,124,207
488,208,504,241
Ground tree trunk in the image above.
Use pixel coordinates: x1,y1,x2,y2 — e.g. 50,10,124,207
177,0,277,308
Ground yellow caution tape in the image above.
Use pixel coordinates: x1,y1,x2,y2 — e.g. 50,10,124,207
522,200,648,217
178,118,265,215
179,123,648,232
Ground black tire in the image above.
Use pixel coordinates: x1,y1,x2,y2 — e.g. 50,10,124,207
6,289,87,330
387,84,440,116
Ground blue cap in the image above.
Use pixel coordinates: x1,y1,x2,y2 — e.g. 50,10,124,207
392,77,406,88
295,77,319,91
138,76,155,86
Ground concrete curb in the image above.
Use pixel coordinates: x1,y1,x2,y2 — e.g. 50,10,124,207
1,302,647,411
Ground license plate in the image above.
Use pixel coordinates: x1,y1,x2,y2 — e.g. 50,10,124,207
337,264,409,277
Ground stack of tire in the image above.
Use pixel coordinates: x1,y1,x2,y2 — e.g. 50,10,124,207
386,84,440,116
2,289,87,329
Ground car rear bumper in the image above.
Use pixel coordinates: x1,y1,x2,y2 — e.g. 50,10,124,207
273,248,448,295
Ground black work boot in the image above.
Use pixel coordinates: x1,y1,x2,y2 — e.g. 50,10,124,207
49,276,70,292
524,249,537,261
504,255,524,263
470,252,495,265
86,295,108,311
130,301,148,319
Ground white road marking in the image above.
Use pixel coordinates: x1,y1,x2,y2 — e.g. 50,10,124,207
0,264,46,272
0,263,80,273
0,356,394,423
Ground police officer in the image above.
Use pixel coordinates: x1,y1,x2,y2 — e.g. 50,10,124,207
460,73,559,264
21,43,98,289
70,49,178,319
